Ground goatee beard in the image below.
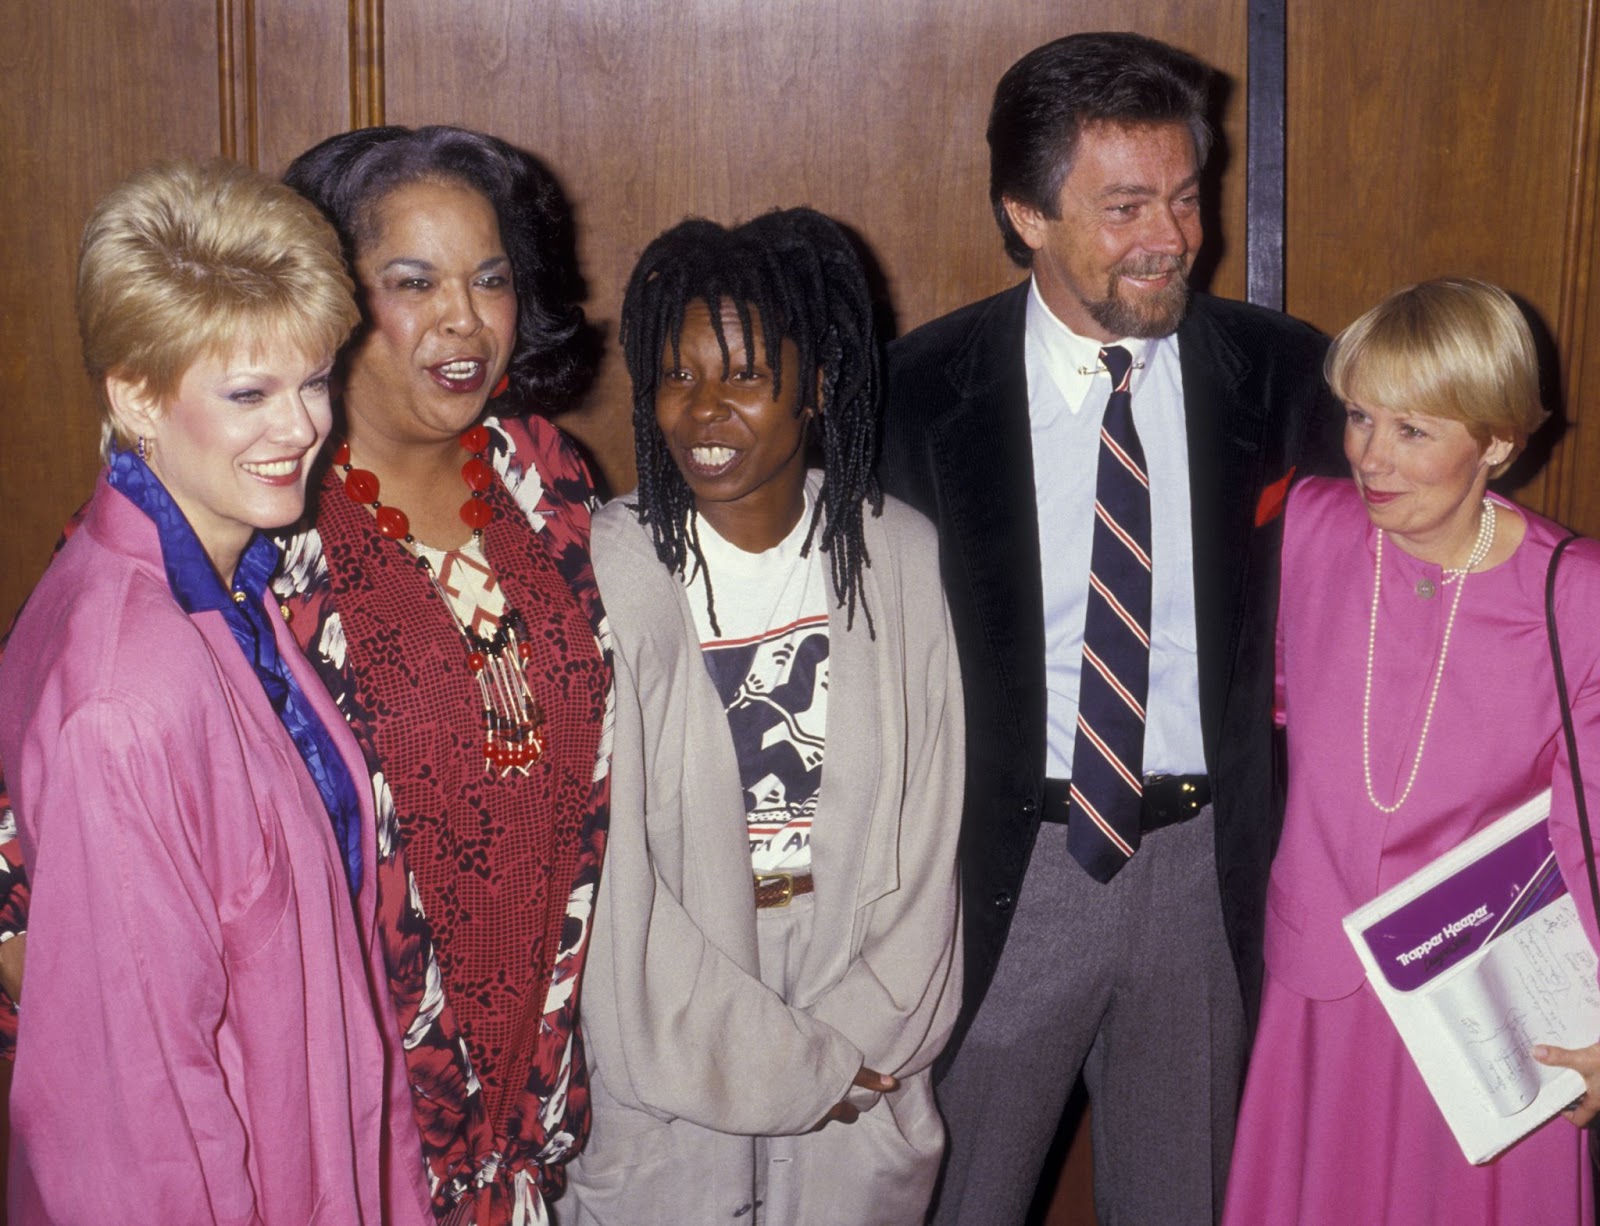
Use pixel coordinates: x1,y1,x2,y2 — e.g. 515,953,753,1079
1085,262,1191,339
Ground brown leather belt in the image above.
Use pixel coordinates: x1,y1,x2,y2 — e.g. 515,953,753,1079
1039,773,1210,832
754,871,815,909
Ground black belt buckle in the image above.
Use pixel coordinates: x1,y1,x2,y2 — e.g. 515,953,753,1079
1139,773,1210,832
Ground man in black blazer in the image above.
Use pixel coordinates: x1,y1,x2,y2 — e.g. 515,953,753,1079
879,33,1341,1226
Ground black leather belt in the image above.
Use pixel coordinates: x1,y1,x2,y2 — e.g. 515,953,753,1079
1039,774,1210,832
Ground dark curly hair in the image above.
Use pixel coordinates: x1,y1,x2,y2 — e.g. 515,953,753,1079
622,207,882,634
284,124,597,410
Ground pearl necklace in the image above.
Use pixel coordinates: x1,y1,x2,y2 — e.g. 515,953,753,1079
1440,496,1496,586
1361,497,1496,814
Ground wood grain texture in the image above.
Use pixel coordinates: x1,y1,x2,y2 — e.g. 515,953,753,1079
251,0,367,174
347,0,384,132
0,1,1254,618
0,0,225,623
1548,0,1600,534
217,0,253,162
380,0,1248,496
7,3,1599,594
1287,0,1588,522
0,0,369,623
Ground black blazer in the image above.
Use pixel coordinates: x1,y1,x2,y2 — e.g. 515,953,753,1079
879,283,1343,1059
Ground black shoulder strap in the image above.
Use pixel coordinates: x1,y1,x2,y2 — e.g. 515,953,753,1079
1545,533,1600,925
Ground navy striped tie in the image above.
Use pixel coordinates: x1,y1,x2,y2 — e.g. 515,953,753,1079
1068,345,1151,882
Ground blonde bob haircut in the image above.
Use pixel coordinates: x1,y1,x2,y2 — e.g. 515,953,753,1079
1325,277,1547,479
76,158,359,456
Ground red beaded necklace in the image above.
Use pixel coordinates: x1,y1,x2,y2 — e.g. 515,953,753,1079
334,423,497,543
335,424,546,775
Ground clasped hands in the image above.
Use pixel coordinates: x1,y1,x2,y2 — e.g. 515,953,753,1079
813,1064,898,1130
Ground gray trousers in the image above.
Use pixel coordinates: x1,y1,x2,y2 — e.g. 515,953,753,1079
929,809,1244,1226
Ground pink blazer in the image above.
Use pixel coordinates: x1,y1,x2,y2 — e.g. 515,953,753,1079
0,477,430,1224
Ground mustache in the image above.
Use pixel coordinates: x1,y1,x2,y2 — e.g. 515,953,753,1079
1111,255,1188,280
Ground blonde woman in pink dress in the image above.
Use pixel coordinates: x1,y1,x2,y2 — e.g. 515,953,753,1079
1224,277,1600,1224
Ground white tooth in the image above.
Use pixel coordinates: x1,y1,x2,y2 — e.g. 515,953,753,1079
692,446,735,466
245,459,298,477
439,360,480,378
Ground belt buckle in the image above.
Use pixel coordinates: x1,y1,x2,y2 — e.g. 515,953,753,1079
756,872,795,907
1178,777,1202,815
1170,775,1204,817
1141,773,1205,827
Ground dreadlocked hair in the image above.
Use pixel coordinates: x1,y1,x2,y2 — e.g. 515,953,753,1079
621,207,884,636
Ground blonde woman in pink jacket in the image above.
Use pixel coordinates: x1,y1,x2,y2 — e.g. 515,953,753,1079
0,161,430,1224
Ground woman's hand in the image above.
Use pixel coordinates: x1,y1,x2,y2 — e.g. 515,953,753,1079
812,1064,898,1129
1533,1041,1600,1126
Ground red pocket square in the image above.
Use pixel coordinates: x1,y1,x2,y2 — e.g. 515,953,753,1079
1255,466,1296,527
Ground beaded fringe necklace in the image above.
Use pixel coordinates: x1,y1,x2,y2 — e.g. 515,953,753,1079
336,425,547,776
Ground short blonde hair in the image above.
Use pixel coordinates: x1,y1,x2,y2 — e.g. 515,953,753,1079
76,159,359,455
1325,277,1547,479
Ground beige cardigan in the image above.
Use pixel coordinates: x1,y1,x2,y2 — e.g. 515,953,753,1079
561,491,963,1225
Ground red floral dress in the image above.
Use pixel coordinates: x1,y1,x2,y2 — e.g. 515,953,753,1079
271,413,612,1224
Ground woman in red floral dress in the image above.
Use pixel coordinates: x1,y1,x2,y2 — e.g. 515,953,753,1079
269,126,612,1225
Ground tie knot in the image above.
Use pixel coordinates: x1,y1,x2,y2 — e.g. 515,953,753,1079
1099,345,1133,388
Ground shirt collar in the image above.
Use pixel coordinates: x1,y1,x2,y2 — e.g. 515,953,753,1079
1030,278,1158,369
107,447,278,616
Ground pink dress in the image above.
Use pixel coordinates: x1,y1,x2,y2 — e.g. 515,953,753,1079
1224,477,1600,1225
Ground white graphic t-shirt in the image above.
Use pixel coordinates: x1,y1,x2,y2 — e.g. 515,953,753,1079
683,479,829,875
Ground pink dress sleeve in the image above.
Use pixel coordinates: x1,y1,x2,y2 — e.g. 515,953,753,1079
12,694,260,1224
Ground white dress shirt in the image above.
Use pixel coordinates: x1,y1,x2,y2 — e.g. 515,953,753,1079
1025,277,1207,779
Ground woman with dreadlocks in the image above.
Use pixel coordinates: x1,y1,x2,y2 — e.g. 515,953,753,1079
559,209,964,1226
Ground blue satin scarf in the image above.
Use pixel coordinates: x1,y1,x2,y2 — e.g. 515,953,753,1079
108,449,363,892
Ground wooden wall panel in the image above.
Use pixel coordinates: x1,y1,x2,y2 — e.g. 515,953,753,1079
9,4,1600,617
379,0,1247,495
252,0,372,174
0,0,366,624
0,0,1259,615
1545,3,1600,536
1286,0,1590,523
0,0,226,623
